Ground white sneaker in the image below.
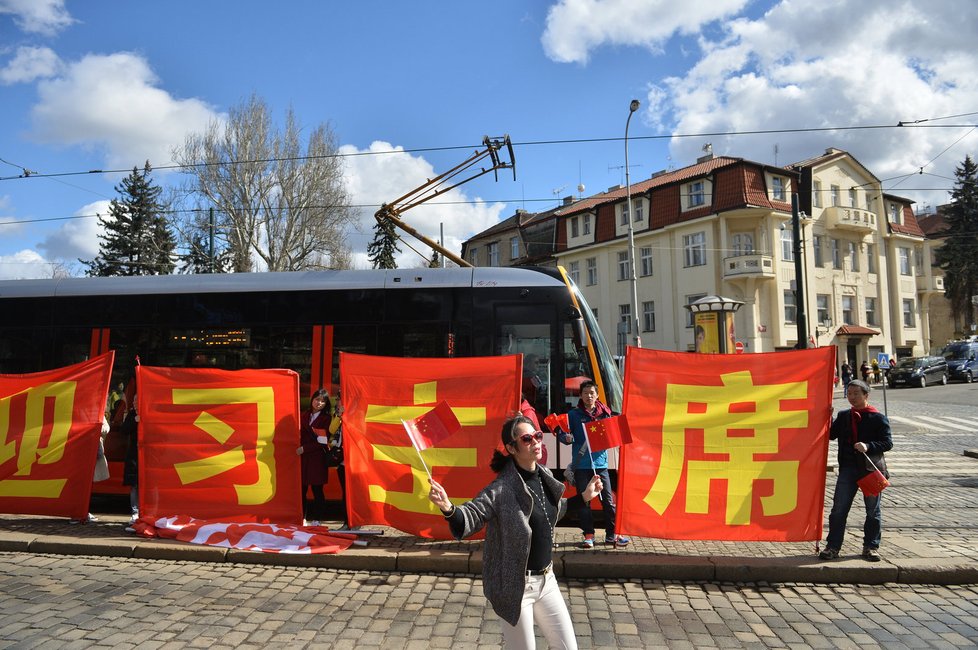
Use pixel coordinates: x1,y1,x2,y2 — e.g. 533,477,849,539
128,512,139,525
87,513,99,523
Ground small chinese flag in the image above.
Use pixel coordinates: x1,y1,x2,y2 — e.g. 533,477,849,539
544,412,569,433
403,401,462,451
585,415,632,452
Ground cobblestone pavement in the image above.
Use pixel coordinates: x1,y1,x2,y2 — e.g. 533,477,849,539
1,553,976,649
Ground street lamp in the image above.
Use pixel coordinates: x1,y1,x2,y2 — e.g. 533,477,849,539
625,99,642,348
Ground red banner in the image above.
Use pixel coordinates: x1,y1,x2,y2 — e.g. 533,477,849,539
341,352,521,538
618,347,835,541
137,366,301,523
133,515,354,554
0,352,114,520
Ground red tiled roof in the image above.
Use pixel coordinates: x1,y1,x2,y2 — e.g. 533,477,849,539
888,205,925,237
836,325,879,336
916,212,948,238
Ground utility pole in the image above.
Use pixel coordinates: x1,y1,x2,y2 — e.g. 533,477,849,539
792,193,809,348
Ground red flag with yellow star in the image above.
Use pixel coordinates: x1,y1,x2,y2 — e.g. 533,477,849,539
404,401,462,451
617,346,835,542
0,352,114,520
340,352,521,538
584,414,632,452
136,366,301,523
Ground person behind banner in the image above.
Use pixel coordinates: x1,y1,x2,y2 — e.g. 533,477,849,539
121,395,140,529
428,415,602,649
327,393,347,526
819,379,893,562
296,388,333,525
558,380,629,548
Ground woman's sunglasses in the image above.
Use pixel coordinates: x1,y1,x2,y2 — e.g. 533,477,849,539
517,431,545,445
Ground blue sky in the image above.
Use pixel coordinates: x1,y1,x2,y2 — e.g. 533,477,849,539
1,0,976,278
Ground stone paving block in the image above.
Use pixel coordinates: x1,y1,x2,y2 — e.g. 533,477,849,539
28,535,136,558
131,539,227,563
713,555,899,584
893,558,978,585
396,548,471,574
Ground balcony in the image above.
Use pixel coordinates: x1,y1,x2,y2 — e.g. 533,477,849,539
723,253,775,280
822,205,876,233
916,274,945,294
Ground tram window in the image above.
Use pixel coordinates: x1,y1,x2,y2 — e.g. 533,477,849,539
562,322,595,408
0,328,46,373
501,322,552,416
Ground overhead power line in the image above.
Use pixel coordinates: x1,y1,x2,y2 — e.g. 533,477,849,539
1,116,976,182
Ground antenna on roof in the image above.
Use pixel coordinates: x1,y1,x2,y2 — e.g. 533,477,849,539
552,186,566,206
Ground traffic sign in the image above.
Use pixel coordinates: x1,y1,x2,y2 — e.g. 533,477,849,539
877,352,891,366
734,341,745,354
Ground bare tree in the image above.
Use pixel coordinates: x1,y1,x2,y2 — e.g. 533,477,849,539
174,95,356,272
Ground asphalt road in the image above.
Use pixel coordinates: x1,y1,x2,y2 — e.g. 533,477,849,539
1,552,976,649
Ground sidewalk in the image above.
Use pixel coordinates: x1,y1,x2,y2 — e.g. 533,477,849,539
1,510,976,585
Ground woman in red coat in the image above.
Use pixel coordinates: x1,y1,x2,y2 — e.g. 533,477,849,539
296,389,332,524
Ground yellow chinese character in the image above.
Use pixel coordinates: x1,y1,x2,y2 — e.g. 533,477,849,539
0,382,75,498
644,371,808,524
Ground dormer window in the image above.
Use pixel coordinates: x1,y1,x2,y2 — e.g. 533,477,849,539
689,181,705,207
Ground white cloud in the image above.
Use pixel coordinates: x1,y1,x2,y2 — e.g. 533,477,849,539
340,141,508,268
0,0,73,36
37,199,109,262
640,0,978,209
30,52,221,169
541,0,748,64
0,248,51,280
0,46,62,84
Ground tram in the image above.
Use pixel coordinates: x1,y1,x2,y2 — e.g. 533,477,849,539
0,265,622,493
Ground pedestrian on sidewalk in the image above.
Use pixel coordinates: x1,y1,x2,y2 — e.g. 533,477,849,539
820,379,893,562
559,380,629,548
840,361,853,392
428,414,602,649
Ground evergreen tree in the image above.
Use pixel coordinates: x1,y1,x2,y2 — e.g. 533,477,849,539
83,163,176,276
367,218,401,269
936,155,978,332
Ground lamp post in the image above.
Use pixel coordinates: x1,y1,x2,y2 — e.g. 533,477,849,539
625,99,642,348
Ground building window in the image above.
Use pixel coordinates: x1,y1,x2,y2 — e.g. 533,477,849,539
865,297,877,326
817,294,830,325
582,213,591,235
830,185,840,206
903,299,915,327
634,200,644,222
468,246,478,265
586,257,597,286
866,243,876,273
732,233,754,256
642,300,655,332
831,238,841,270
889,203,901,225
571,217,579,238
781,228,794,261
619,203,629,226
619,304,631,329
813,235,824,267
898,247,911,275
569,261,580,285
842,296,854,324
510,236,520,260
689,181,705,207
914,246,924,274
849,188,857,207
640,246,653,276
772,176,786,201
488,242,499,267
813,180,822,208
847,240,859,272
784,290,797,323
617,251,630,281
686,294,706,327
683,232,707,267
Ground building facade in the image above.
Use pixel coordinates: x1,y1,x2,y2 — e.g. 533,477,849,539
462,148,940,372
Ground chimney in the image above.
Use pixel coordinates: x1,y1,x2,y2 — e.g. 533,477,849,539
562,196,574,206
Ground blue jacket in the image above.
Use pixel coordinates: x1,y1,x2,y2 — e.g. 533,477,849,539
563,404,610,470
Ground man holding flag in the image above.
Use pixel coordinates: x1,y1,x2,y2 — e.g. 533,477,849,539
559,380,630,548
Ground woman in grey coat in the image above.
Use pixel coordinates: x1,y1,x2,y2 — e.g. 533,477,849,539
428,415,602,649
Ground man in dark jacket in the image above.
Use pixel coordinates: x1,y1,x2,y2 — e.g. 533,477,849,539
820,379,892,561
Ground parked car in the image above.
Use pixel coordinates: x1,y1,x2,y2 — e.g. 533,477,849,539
888,356,948,388
941,340,978,383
